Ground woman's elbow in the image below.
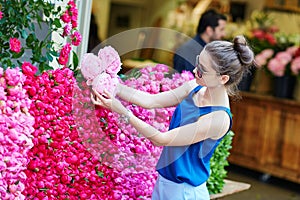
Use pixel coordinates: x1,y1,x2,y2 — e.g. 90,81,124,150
149,135,169,147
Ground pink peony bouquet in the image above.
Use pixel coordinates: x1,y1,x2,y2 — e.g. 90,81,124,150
255,49,274,68
80,46,122,95
267,46,300,77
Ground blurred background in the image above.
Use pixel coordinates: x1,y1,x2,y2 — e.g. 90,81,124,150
86,1,300,199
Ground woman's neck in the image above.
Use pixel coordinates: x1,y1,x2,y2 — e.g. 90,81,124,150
195,86,229,107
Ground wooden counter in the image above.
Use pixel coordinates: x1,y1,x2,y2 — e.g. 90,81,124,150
228,92,300,184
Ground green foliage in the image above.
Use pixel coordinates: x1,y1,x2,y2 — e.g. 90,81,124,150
207,131,234,194
0,0,78,72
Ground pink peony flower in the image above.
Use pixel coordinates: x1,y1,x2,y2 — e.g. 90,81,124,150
58,43,72,65
267,58,285,77
276,51,292,66
260,49,274,59
97,46,122,76
80,53,105,81
291,56,300,75
91,73,118,94
0,11,3,19
255,49,274,67
9,38,22,53
0,87,6,101
61,11,71,23
5,68,24,86
63,23,72,37
21,62,37,76
71,31,82,46
286,46,299,55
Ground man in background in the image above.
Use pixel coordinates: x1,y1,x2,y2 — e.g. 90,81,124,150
173,9,227,73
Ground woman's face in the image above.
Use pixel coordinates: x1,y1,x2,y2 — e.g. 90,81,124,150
193,50,222,87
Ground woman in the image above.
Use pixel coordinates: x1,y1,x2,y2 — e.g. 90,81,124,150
91,35,255,200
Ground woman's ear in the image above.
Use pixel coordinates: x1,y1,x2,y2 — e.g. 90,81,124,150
220,75,229,84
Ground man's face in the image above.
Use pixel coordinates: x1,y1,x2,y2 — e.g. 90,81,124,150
210,19,227,41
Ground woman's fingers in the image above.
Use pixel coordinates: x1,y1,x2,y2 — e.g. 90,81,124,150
103,89,112,98
92,89,102,98
90,90,113,109
90,94,100,105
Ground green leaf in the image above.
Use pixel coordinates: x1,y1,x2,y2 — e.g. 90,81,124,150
207,131,234,194
21,29,28,39
72,51,79,69
53,18,62,28
26,34,34,45
44,9,50,18
11,49,24,59
49,50,59,57
46,52,53,62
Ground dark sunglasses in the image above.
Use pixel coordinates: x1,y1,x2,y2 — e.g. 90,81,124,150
195,55,219,78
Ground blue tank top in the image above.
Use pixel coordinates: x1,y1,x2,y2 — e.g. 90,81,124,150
156,85,232,186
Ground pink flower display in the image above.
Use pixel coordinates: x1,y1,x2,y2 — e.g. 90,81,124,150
10,60,193,199
9,38,21,53
267,46,300,77
0,11,3,19
0,67,34,200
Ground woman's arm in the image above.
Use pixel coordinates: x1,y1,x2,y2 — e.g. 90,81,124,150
92,89,231,146
124,109,231,146
116,80,197,109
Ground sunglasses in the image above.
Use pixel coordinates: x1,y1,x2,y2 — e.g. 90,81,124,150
195,55,219,78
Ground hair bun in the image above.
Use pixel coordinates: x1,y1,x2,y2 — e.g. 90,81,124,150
233,35,254,66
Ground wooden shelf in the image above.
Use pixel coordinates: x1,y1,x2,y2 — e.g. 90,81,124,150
228,92,300,184
265,0,300,13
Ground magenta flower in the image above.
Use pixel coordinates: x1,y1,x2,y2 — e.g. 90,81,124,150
63,23,72,37
9,38,21,53
21,62,37,76
71,31,82,46
61,11,71,23
58,43,72,65
0,11,3,20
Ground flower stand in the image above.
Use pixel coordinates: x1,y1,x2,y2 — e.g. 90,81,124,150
273,75,296,99
252,69,273,95
294,78,300,101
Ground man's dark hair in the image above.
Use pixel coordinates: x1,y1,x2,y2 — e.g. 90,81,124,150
196,9,227,34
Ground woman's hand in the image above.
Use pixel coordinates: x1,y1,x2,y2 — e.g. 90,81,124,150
91,89,127,115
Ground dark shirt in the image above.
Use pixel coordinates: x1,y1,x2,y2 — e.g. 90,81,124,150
173,35,206,73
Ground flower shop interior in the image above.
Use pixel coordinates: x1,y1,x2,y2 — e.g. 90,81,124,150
1,0,300,199
90,0,300,199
